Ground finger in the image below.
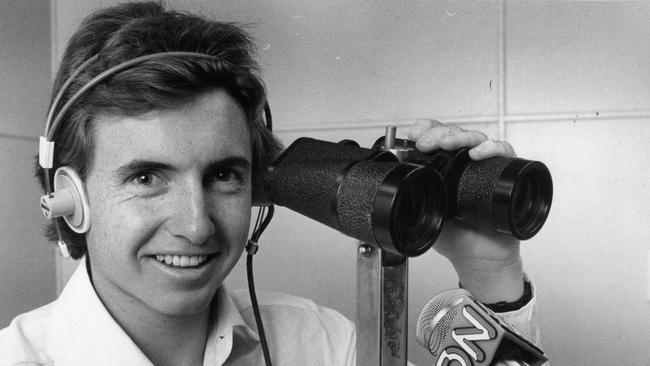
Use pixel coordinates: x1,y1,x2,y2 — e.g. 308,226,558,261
438,130,488,151
469,139,517,160
406,119,444,141
414,125,464,152
492,358,524,366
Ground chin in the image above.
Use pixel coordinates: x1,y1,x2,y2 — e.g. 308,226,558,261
154,291,216,317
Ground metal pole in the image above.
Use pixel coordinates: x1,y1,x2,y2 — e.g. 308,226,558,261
356,241,409,366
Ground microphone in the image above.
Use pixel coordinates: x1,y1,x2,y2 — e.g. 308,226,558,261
416,288,547,366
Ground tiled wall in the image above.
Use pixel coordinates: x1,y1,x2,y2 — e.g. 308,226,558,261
0,0,55,327
41,1,650,365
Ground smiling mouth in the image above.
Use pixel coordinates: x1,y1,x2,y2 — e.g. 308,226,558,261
154,254,216,268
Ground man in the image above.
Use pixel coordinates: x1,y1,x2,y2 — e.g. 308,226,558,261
0,2,543,365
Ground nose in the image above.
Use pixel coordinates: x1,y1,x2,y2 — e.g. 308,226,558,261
167,180,216,245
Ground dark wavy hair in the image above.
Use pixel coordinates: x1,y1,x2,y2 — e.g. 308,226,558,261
36,1,283,259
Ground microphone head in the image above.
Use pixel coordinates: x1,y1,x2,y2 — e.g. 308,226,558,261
415,288,471,355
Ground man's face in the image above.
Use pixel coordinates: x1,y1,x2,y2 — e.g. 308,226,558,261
84,89,252,318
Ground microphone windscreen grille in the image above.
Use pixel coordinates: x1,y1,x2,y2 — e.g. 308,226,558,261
416,288,471,354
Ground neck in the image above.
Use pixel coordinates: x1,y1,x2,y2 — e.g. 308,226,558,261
121,306,211,366
87,261,214,366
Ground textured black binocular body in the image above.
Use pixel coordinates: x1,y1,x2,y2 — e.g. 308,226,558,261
262,132,552,257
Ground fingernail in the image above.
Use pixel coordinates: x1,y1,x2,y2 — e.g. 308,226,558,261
440,134,456,142
472,143,489,155
419,135,435,146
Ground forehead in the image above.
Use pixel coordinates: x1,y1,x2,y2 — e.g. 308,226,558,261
88,90,251,169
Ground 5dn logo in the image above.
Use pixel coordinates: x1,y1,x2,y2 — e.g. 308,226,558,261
435,305,497,366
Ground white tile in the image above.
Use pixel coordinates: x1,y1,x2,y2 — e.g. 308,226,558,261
506,119,650,364
0,137,56,327
0,0,51,138
171,1,503,127
506,2,650,114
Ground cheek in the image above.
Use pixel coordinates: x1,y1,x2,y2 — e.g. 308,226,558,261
86,193,163,258
214,197,252,242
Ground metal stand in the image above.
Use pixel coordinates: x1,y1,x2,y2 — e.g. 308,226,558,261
356,241,409,366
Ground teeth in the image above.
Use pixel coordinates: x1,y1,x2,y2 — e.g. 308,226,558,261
154,254,208,267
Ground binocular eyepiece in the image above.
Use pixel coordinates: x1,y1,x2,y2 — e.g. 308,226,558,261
262,127,553,257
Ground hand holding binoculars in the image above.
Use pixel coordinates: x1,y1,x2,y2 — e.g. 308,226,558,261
261,126,552,257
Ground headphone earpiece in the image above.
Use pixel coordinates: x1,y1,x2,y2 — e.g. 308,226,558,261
39,166,91,234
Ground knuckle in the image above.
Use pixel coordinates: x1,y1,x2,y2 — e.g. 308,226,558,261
475,130,488,140
408,120,442,140
426,119,444,127
447,125,463,134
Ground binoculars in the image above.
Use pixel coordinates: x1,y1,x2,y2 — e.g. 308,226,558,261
262,127,552,257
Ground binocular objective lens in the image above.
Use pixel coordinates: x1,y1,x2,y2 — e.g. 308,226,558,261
508,165,552,239
512,176,534,225
389,167,446,256
395,182,429,242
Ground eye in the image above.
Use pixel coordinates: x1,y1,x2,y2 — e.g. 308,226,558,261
133,172,155,186
207,168,246,193
125,170,168,196
214,169,237,182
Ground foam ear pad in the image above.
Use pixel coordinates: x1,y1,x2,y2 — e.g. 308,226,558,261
53,166,91,233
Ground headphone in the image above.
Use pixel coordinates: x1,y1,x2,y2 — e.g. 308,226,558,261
39,52,273,257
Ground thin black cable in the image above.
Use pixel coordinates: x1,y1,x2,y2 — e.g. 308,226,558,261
263,103,272,131
247,205,274,366
253,206,265,236
251,205,273,242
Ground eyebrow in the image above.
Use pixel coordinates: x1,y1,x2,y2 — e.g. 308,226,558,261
204,156,252,174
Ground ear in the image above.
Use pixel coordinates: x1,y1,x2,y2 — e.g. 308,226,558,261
39,166,91,233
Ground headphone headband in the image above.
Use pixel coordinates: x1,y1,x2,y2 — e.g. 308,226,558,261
45,52,231,140
41,51,271,171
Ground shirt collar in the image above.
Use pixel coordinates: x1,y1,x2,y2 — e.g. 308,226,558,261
203,285,260,365
47,257,260,366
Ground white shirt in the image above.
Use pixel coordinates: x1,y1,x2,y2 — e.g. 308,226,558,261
0,258,542,365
